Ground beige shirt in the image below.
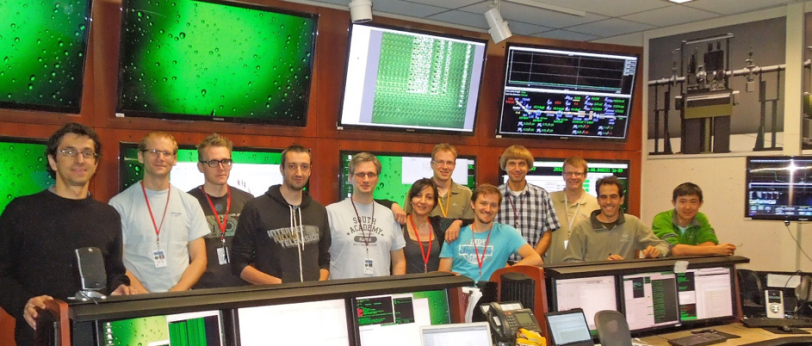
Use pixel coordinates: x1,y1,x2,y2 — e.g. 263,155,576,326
404,180,474,219
546,190,599,264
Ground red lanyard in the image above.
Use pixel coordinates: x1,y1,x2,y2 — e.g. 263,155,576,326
471,223,493,281
507,193,522,228
200,186,231,243
350,199,375,255
408,215,433,273
141,182,171,245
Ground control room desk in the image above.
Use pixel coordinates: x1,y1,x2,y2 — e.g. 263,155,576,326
638,323,812,346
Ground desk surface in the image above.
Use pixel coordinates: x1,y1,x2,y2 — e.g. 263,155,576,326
637,323,812,346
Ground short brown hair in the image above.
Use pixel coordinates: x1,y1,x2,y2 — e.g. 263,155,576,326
595,175,624,198
471,183,503,205
281,144,311,167
499,145,533,171
349,152,381,176
196,133,233,161
673,182,703,202
562,156,588,174
138,132,178,154
431,143,458,161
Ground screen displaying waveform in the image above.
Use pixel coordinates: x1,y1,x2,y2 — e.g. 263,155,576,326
745,156,812,220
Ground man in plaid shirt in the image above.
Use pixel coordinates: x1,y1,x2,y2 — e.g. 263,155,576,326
496,145,560,262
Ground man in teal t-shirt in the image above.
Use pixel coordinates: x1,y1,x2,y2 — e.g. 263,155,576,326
651,183,736,256
439,184,541,283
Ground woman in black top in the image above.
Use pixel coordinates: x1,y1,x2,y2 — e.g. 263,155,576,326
403,178,469,273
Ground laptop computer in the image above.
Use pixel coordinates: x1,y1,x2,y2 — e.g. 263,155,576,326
545,309,595,346
420,322,492,346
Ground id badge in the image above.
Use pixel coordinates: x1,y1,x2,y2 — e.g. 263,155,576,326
217,247,229,265
563,240,569,250
363,258,374,275
153,250,167,268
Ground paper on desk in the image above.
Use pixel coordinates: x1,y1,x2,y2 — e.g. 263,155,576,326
673,260,689,273
767,273,801,288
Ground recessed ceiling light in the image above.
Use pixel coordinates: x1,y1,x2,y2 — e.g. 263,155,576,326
668,0,694,3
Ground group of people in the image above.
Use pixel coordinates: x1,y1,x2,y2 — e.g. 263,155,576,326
0,123,737,346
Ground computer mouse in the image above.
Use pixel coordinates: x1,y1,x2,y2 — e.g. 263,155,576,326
779,325,792,332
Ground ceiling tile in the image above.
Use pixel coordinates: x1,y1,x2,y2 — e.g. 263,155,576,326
533,29,601,41
683,0,795,16
507,21,554,36
567,18,655,37
620,5,719,27
459,1,608,29
371,0,449,18
524,0,672,18
404,0,487,10
426,9,491,30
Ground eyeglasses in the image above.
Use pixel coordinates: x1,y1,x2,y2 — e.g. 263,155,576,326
353,172,378,179
142,149,176,157
200,159,233,168
59,148,98,159
432,160,456,167
564,172,585,177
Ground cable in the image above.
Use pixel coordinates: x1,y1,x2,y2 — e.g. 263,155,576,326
784,222,812,264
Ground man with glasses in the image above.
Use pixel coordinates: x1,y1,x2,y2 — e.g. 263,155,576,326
186,134,253,288
404,143,474,219
328,152,406,279
0,123,132,346
547,156,599,264
496,145,559,262
110,132,208,292
231,144,331,284
564,176,669,262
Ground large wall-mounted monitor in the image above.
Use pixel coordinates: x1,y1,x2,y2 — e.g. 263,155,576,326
116,0,317,126
500,158,630,210
551,275,618,332
238,299,351,346
339,151,476,203
354,290,451,346
621,271,680,332
676,267,734,323
100,310,224,346
497,45,638,141
119,143,284,196
0,137,54,214
338,24,487,134
0,0,92,113
745,156,812,221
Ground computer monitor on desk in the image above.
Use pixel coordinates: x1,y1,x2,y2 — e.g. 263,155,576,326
354,290,452,346
621,271,680,332
676,267,735,323
101,310,224,346
551,275,619,332
237,299,351,346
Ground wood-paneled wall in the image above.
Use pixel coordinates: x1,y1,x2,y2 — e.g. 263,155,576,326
0,1,642,342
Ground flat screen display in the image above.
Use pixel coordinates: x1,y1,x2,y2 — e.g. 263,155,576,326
676,267,734,322
498,45,638,140
119,143,283,196
500,158,630,211
0,138,54,214
116,0,316,126
553,275,618,331
339,151,476,203
100,310,223,346
339,24,487,134
238,299,350,346
745,156,812,221
621,271,680,332
355,290,451,346
0,0,92,113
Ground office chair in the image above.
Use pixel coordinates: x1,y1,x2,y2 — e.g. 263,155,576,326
594,310,632,346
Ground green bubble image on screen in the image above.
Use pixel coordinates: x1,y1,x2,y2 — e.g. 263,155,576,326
102,311,223,346
0,139,55,214
116,0,316,125
119,143,284,196
339,151,476,203
0,0,92,113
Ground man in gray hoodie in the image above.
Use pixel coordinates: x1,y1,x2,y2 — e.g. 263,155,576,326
231,145,330,283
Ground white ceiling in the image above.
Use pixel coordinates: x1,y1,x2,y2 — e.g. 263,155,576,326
303,0,800,41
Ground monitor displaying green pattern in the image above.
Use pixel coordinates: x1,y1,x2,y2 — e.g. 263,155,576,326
0,138,54,214
116,0,316,125
0,0,92,113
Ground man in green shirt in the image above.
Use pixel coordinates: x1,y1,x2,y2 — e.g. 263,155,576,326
651,183,736,256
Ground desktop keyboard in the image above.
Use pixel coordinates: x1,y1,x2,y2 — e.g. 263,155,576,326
667,332,727,346
741,317,812,328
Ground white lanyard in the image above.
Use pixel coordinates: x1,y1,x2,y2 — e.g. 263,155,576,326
564,193,583,237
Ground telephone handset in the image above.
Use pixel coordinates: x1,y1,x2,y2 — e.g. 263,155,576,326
486,302,543,344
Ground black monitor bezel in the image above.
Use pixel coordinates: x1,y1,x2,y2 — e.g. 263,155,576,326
350,289,452,346
336,22,488,136
114,0,318,126
744,155,812,221
618,270,681,333
674,265,738,326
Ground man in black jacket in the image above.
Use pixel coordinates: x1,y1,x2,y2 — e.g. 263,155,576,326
231,144,330,283
0,123,132,346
